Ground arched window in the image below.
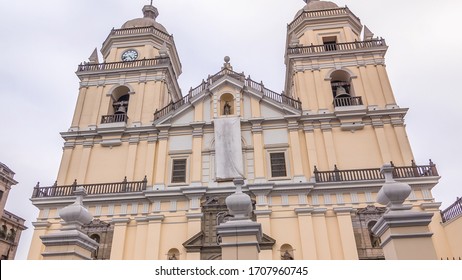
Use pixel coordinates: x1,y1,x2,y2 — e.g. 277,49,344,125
220,93,234,116
280,244,294,260
367,221,381,248
167,248,180,260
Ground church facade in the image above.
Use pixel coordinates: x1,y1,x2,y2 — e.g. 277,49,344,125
28,1,460,260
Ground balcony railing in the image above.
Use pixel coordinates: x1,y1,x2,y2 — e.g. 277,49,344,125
441,197,462,223
154,94,191,120
77,57,170,73
333,96,363,107
154,67,302,120
314,161,439,183
31,177,148,198
101,114,128,124
289,7,361,30
287,39,387,56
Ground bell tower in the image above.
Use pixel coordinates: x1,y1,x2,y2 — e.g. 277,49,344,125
57,3,182,186
285,0,413,170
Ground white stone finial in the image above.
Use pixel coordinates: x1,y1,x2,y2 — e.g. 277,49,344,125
59,186,93,230
376,164,412,210
225,179,252,220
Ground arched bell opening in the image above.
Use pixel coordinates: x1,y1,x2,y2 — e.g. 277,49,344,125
111,86,131,115
330,70,361,107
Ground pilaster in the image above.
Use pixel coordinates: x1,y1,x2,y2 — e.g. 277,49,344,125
145,215,164,259
109,217,131,260
145,133,158,186
27,221,51,260
286,116,306,182
334,207,359,260
154,125,170,189
295,208,317,259
191,122,205,184
371,117,391,163
250,118,265,182
77,141,93,183
133,217,149,259
312,208,331,259
125,136,139,180
320,121,337,168
303,123,318,175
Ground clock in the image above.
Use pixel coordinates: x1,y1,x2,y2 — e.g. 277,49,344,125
121,49,138,61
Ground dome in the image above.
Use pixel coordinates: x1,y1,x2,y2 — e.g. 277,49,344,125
121,18,168,33
295,0,339,18
121,4,168,33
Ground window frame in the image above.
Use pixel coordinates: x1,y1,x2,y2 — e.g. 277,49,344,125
265,147,290,180
169,155,190,186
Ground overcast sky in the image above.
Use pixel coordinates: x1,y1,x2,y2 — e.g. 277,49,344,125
1,0,461,260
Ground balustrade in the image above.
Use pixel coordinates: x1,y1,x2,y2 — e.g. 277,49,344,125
287,39,386,55
314,161,439,183
441,197,462,223
32,177,148,198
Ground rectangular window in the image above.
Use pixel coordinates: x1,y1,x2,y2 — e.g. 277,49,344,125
270,152,287,178
171,159,187,183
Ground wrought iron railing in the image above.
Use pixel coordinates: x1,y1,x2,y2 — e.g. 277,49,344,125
333,96,363,107
289,7,361,30
31,177,148,198
287,39,386,55
77,57,170,72
314,161,439,183
154,94,191,120
101,114,128,124
441,197,462,223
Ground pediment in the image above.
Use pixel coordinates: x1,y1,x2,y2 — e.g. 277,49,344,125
183,231,204,252
154,68,301,125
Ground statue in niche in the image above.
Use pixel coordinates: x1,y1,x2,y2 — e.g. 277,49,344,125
223,101,232,115
370,232,381,248
168,253,177,260
281,250,294,260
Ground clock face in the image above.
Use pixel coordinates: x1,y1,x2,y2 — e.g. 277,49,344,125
121,50,138,61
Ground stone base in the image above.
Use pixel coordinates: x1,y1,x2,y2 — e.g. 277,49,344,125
40,229,99,260
372,210,437,260
217,220,262,260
